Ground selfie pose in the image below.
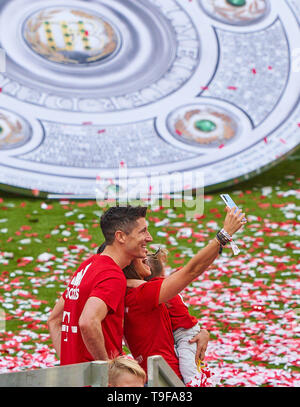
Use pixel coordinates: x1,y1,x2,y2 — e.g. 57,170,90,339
123,206,247,381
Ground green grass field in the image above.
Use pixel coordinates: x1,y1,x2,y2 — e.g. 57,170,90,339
0,148,299,385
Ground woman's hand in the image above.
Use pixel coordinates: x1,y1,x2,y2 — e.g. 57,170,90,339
189,329,210,364
223,206,247,236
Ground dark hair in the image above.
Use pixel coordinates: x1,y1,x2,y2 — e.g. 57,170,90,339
100,206,147,245
97,242,106,254
123,263,141,280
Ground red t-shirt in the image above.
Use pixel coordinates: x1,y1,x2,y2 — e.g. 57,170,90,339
166,294,198,331
151,277,198,331
124,279,182,380
60,254,126,365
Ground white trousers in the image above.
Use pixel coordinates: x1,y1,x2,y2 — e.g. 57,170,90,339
173,325,200,384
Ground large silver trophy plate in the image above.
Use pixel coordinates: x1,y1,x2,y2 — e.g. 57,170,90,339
0,0,299,198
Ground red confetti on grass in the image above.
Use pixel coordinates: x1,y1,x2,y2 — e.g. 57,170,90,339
41,203,53,210
20,225,31,231
77,201,95,208
259,203,271,209
1,183,299,387
17,258,33,267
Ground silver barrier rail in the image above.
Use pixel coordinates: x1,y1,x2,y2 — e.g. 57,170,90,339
0,361,108,387
147,355,185,387
0,356,185,387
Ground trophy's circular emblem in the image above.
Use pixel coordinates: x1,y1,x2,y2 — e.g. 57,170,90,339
199,0,269,25
168,105,238,147
0,109,31,150
23,7,119,65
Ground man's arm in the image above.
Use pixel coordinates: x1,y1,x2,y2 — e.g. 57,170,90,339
159,207,246,304
47,296,65,359
78,296,109,361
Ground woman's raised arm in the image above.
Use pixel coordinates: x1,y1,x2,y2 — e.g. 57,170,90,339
158,206,246,304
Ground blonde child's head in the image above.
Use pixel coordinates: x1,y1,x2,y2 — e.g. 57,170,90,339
108,356,146,387
145,247,168,280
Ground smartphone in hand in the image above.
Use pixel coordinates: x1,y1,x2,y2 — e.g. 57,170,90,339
220,194,247,222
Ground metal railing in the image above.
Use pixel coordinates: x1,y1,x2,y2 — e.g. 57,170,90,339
0,356,185,387
147,355,185,387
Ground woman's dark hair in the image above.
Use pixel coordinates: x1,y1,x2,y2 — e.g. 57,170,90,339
123,263,141,280
97,242,107,254
100,206,147,245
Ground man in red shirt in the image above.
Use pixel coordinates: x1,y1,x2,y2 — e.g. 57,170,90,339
47,206,153,365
